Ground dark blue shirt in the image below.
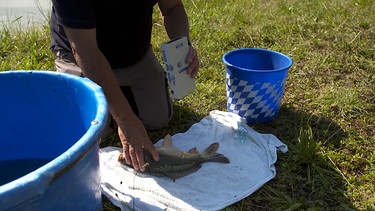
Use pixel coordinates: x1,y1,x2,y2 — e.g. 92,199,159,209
50,0,158,68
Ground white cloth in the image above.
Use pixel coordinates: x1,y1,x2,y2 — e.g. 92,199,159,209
100,110,287,211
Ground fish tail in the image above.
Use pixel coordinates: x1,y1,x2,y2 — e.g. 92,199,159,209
203,142,230,163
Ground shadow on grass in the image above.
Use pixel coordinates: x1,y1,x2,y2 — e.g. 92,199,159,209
147,103,206,144
99,103,206,147
226,105,356,210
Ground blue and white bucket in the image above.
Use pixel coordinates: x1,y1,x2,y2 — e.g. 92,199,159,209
223,48,293,123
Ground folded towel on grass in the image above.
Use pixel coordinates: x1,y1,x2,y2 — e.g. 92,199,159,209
100,110,287,211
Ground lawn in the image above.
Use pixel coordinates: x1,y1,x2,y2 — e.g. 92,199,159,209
1,0,374,210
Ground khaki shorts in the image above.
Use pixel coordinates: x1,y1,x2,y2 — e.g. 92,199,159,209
53,48,173,130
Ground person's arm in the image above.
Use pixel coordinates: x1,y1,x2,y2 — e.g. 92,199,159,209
63,27,159,171
158,0,199,78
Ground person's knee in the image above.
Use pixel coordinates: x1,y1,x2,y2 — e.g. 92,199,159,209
142,110,173,130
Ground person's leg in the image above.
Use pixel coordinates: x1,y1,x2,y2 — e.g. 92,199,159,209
52,47,172,132
113,48,173,130
52,49,115,139
53,49,84,76
120,86,139,117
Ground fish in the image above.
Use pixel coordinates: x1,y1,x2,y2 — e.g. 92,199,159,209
118,134,230,181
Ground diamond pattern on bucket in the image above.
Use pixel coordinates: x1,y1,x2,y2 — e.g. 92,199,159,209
226,73,286,123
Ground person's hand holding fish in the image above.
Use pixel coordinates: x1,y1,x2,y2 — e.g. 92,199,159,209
117,114,159,172
118,134,230,181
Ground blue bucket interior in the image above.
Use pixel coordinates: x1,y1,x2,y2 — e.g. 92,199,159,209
0,71,108,209
223,48,293,83
223,48,293,72
0,71,106,161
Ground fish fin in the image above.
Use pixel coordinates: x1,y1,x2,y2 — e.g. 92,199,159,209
162,134,174,149
187,147,198,154
164,165,202,181
203,142,220,154
210,153,230,163
203,142,230,163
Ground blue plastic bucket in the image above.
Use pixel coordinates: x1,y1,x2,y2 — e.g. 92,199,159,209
223,48,293,123
0,71,108,210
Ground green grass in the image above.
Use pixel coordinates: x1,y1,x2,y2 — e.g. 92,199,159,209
1,0,375,210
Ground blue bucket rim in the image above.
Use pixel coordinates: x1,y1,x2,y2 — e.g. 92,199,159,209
0,70,108,199
222,48,293,72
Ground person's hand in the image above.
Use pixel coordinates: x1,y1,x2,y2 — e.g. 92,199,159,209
186,45,199,78
117,114,159,171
